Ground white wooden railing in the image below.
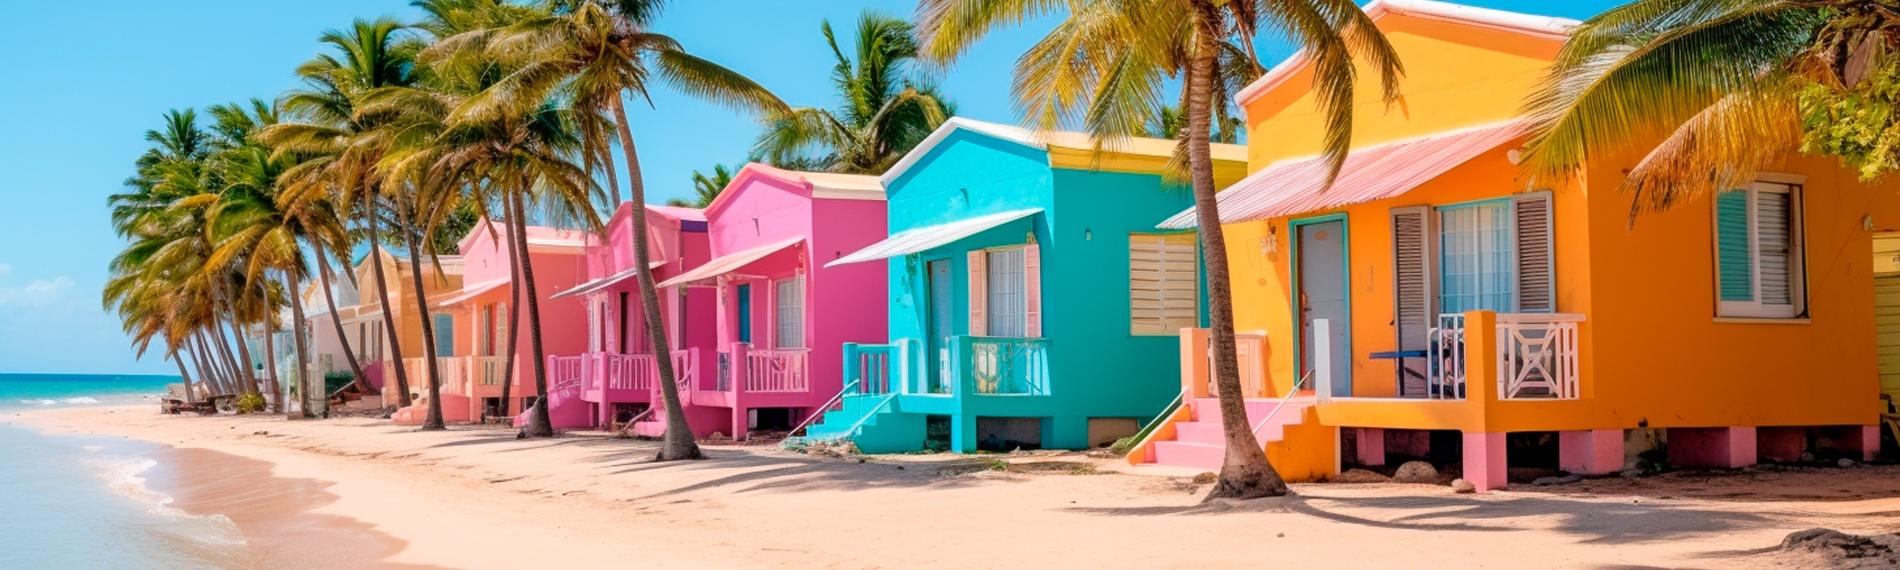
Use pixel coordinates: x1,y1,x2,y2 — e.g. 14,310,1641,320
1206,332,1268,398
601,353,653,392
1495,313,1583,400
405,356,467,393
471,356,507,386
745,349,810,393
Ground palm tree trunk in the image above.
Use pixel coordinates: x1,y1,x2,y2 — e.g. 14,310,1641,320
204,331,236,396
611,96,700,461
193,333,225,396
366,195,413,408
314,241,372,394
263,319,283,413
498,217,524,422
399,205,447,431
1184,7,1286,500
509,183,556,438
286,267,314,419
213,314,254,396
171,349,197,404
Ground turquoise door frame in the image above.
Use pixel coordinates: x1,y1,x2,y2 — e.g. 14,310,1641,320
1288,213,1352,396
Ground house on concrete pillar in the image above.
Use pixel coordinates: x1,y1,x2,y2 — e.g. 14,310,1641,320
1128,0,1898,491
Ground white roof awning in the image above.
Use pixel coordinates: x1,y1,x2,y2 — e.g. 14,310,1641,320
430,279,509,309
655,237,804,289
550,260,668,300
826,209,1042,268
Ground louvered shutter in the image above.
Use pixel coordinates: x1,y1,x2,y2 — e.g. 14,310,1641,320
1128,234,1200,335
1023,244,1042,337
498,303,508,356
1391,206,1433,349
1513,193,1555,312
967,250,988,336
1715,191,1754,302
1755,191,1793,305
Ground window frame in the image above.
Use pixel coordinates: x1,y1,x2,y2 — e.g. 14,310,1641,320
984,246,1029,338
1712,180,1807,319
1435,198,1518,314
772,273,806,349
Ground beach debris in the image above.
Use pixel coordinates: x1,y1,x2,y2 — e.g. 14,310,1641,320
1332,468,1391,484
1451,479,1477,494
1392,461,1439,483
1532,474,1583,486
1839,458,1858,468
1780,528,1900,567
1191,472,1217,485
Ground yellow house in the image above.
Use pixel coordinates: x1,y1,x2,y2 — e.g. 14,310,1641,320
343,249,464,406
1130,0,1900,491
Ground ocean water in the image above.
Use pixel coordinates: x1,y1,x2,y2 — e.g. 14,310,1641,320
0,373,247,568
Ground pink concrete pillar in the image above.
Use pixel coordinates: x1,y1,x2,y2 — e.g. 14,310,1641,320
1666,427,1756,469
1757,427,1807,462
1462,432,1507,492
1356,428,1386,467
1181,328,1210,399
1558,429,1624,475
1840,426,1881,462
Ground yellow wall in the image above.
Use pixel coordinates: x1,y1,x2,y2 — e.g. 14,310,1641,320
1224,9,1899,435
353,253,462,359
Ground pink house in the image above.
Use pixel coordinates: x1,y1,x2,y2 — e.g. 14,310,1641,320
391,223,589,426
542,204,714,430
647,163,888,440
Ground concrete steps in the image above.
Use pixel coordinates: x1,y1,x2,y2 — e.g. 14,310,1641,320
1135,396,1315,471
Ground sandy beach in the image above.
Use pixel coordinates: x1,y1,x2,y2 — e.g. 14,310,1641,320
8,406,1898,569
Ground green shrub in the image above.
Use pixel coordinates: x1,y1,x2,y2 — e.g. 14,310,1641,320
235,392,267,413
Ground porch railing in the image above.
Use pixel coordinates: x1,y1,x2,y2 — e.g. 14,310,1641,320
547,355,585,389
1495,313,1583,400
600,353,653,392
1427,312,1584,401
963,336,1051,396
842,343,899,396
744,348,810,393
471,356,507,386
1205,332,1268,398
669,348,698,393
404,356,467,393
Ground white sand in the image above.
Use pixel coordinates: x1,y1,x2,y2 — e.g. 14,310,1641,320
10,406,1896,569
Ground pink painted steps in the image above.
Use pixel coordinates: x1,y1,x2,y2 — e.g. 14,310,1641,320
1133,397,1316,471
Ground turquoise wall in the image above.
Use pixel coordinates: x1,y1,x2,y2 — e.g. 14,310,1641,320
878,128,1193,450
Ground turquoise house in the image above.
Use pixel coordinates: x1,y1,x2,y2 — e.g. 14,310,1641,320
805,118,1249,452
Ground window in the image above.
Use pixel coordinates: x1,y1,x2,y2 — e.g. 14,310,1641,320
1129,233,1198,335
618,292,630,353
986,248,1028,337
432,313,454,357
774,275,805,348
1715,182,1805,318
1438,201,1516,313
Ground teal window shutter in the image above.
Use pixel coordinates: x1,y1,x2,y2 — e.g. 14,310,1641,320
433,313,455,357
1715,191,1754,302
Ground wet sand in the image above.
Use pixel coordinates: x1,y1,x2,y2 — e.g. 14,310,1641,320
146,446,435,569
13,406,1900,569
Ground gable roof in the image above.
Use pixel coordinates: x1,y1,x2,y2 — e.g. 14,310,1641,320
880,117,1248,186
702,163,885,217
1235,0,1577,107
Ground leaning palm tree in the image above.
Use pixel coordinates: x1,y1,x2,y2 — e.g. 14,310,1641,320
752,11,953,173
667,163,735,208
263,18,427,409
443,0,787,452
916,0,1401,499
1520,0,1886,213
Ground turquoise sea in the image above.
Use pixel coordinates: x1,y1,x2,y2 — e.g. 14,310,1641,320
0,373,248,568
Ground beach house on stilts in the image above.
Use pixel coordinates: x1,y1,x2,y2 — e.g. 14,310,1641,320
1128,0,1900,491
542,204,714,431
803,117,1247,453
643,164,888,441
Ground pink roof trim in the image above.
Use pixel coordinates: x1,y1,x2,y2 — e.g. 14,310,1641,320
1157,120,1527,229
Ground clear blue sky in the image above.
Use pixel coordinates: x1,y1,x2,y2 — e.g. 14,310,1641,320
0,1,1616,375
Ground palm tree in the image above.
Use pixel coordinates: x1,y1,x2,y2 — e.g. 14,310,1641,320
1520,1,1881,213
263,18,426,409
667,163,735,207
442,0,786,451
752,11,953,174
916,0,1401,499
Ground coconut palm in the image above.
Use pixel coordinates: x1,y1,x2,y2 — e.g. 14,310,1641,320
752,11,953,174
667,163,735,208
263,18,427,409
1520,0,1887,213
439,0,786,451
916,0,1401,499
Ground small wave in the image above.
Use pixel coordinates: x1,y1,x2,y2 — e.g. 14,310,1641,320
18,399,57,406
85,454,248,545
63,397,101,405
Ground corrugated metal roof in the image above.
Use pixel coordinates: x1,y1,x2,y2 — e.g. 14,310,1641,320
654,237,804,289
826,209,1042,268
1158,121,1527,229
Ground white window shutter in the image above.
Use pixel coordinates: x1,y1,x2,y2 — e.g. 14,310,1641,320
1024,244,1042,337
498,303,508,356
1755,190,1794,305
967,250,988,336
1513,192,1555,313
1390,206,1434,350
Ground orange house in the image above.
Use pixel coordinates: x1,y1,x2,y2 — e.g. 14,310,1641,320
1131,0,1900,491
345,249,464,407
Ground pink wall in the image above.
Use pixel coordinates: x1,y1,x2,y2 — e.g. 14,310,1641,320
807,197,891,397
574,204,716,359
450,224,590,400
